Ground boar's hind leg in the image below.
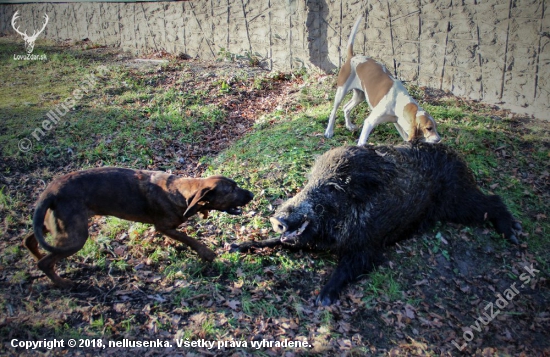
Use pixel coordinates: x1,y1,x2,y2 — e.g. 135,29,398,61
483,195,521,244
450,192,521,244
317,252,375,306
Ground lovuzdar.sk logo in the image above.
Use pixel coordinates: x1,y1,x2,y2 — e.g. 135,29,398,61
11,10,48,60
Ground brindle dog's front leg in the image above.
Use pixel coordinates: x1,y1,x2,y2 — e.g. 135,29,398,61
157,227,217,262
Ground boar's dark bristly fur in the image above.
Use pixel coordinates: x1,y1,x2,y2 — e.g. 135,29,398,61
232,143,521,306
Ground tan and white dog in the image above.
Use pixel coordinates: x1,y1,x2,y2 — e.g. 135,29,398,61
324,16,441,146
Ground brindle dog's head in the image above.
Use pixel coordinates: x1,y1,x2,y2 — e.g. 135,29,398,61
184,176,254,218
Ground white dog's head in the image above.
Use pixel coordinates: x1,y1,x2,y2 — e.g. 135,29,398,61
403,103,441,143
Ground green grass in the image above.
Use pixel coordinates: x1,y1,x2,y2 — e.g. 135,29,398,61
361,269,402,306
101,217,131,238
0,39,223,168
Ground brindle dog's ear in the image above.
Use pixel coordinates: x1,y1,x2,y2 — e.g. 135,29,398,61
183,187,212,218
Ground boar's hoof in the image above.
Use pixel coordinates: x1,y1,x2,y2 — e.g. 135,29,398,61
509,221,522,244
316,289,339,306
229,243,247,253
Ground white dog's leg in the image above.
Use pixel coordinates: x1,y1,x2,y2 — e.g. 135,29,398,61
393,123,409,141
325,87,348,138
342,89,365,132
357,107,392,146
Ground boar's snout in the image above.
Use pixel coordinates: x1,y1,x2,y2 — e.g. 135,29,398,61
270,217,288,233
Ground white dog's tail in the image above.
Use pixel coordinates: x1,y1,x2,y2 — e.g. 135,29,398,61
346,16,364,58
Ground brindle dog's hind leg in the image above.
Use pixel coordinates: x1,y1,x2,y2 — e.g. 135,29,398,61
23,210,54,261
36,210,89,288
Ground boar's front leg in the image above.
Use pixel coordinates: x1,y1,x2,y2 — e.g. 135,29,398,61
317,251,375,306
229,237,282,252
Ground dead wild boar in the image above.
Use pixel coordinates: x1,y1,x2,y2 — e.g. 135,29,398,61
231,143,521,306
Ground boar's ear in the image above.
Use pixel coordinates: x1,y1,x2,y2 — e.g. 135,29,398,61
183,187,212,217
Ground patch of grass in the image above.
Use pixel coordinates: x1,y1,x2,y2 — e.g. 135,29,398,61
217,47,263,67
423,102,466,122
101,217,131,238
112,259,130,271
199,317,217,339
319,309,333,326
173,258,209,279
1,243,23,266
0,40,225,167
0,186,13,210
172,286,194,306
0,40,86,110
10,270,28,284
205,108,339,206
129,223,150,240
76,235,110,271
89,315,105,331
120,316,136,333
362,269,402,305
239,255,265,276
258,300,280,318
148,246,170,264
430,232,451,261
241,294,253,315
0,182,26,235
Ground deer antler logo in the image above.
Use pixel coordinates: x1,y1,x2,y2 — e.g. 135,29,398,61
11,11,49,54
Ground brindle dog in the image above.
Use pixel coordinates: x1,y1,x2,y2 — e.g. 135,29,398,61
23,167,254,288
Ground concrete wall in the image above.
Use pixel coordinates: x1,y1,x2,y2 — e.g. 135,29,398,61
1,0,548,118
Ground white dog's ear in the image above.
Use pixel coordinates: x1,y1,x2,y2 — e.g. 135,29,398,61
403,103,419,141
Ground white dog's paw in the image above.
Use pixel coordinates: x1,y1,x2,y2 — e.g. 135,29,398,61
345,124,357,132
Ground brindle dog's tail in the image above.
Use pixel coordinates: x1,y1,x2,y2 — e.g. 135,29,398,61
32,194,67,254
